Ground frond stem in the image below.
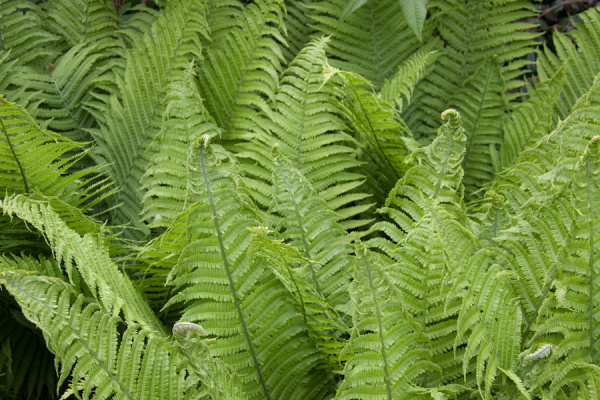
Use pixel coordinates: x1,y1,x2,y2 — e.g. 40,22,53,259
586,153,596,361
361,249,393,400
1,117,29,193
433,138,455,199
275,160,323,298
200,146,271,400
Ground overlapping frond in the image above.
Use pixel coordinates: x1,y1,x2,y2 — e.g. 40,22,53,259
494,65,566,174
379,50,440,112
0,194,165,334
42,0,118,49
0,270,189,400
335,237,434,400
309,0,434,89
0,97,112,251
236,38,368,227
325,66,416,207
162,138,334,400
11,42,120,144
198,0,286,145
141,64,221,229
537,7,600,120
0,0,57,66
404,0,538,198
92,0,208,237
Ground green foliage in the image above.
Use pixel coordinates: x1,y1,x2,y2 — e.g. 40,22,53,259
2,1,600,399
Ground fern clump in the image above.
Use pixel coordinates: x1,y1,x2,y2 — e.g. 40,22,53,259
2,1,600,399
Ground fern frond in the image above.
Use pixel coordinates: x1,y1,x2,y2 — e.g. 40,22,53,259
495,64,566,174
198,0,286,145
236,37,368,227
404,0,538,198
247,227,348,353
0,0,57,65
537,7,600,120
42,0,119,49
163,139,334,400
335,237,434,400
11,41,121,144
325,66,415,207
0,194,165,334
379,50,440,112
1,96,97,198
0,270,188,400
92,0,208,237
173,322,248,400
269,149,354,304
141,63,221,229
309,0,435,89
281,0,315,64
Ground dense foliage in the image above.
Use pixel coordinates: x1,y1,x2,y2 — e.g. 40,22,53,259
1,0,600,399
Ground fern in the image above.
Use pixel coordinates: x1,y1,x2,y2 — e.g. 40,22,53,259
3,2,600,399
237,38,369,227
0,270,190,400
91,0,208,236
161,138,334,399
537,7,600,120
309,0,434,89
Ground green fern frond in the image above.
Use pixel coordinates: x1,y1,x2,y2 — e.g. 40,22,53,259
325,65,415,207
11,41,120,144
494,64,566,174
141,63,221,229
379,49,440,112
236,37,368,227
335,237,434,400
268,149,354,304
0,96,114,238
42,0,119,49
163,139,334,400
173,322,248,400
281,0,314,64
0,0,57,65
0,194,165,335
537,7,600,120
198,0,286,145
247,227,349,364
0,270,189,400
92,0,209,237
404,0,538,199
309,0,435,89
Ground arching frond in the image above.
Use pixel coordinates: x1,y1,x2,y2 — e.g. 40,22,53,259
0,96,113,251
494,64,566,174
379,50,440,112
0,194,165,334
281,0,315,64
162,139,334,400
42,0,118,49
0,0,57,66
537,7,600,120
173,322,248,400
334,237,434,400
11,42,121,144
309,0,434,89
247,226,348,352
198,0,286,145
92,0,208,237
0,270,190,400
141,64,221,229
325,66,415,207
236,38,368,227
